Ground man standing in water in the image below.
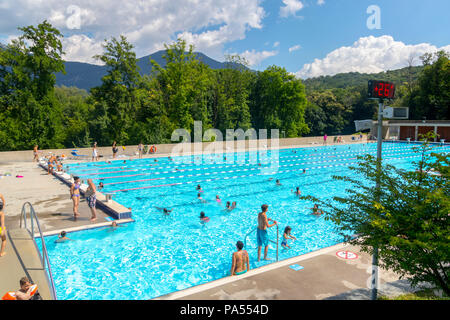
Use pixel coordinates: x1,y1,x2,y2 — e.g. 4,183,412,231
231,241,250,276
257,204,277,261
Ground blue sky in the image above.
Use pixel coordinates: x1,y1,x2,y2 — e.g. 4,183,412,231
1,0,449,78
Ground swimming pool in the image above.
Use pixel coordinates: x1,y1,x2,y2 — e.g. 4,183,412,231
38,142,449,300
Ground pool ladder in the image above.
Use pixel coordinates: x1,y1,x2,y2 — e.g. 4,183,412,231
243,224,279,262
20,202,57,300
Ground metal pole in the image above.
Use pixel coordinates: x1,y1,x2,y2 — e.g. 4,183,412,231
276,224,279,262
371,99,384,300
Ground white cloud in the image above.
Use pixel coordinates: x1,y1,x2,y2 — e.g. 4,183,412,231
0,0,266,63
296,35,450,79
289,44,301,53
273,41,280,48
236,49,278,67
61,35,104,65
280,0,304,18
317,0,325,6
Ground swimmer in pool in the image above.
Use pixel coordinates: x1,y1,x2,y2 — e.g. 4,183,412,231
311,204,324,215
55,231,71,243
281,226,297,249
200,211,210,223
292,187,301,197
276,179,282,186
216,195,222,204
98,182,104,190
198,193,207,203
155,207,173,215
196,185,203,192
225,201,231,210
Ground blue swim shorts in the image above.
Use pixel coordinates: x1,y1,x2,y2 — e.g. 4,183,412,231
257,228,269,247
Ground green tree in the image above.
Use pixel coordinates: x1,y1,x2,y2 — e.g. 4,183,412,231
209,55,253,133
151,39,213,136
249,65,309,137
90,35,142,145
305,133,449,295
0,20,66,151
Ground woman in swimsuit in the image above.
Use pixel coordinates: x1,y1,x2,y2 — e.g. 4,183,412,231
231,241,249,276
70,176,81,220
0,192,6,257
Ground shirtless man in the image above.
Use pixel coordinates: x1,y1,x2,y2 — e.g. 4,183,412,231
257,204,277,261
0,192,6,257
231,241,250,276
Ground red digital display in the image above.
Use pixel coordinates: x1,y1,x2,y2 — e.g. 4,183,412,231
368,80,395,99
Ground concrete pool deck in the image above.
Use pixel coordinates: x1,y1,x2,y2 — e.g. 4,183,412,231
0,161,133,299
157,243,422,300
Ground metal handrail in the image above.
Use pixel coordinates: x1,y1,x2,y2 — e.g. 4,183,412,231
20,202,57,300
243,224,279,262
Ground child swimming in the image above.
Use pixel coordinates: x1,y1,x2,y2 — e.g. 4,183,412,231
281,226,297,249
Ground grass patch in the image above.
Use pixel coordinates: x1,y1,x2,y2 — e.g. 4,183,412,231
378,289,449,300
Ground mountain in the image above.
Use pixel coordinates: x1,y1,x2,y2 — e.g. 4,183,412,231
56,50,243,91
302,66,424,91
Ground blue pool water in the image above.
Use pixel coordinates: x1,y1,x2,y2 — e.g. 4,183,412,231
37,142,449,300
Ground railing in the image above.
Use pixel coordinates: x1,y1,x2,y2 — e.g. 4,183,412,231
244,224,279,262
20,202,57,300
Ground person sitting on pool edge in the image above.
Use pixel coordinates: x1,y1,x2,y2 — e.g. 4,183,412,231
311,204,324,215
230,241,249,276
200,211,210,223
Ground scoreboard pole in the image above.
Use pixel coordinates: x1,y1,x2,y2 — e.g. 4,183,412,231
371,98,384,300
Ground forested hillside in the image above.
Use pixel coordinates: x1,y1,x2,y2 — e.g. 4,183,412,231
0,21,448,151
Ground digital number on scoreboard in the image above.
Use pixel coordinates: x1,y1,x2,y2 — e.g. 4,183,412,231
368,80,395,99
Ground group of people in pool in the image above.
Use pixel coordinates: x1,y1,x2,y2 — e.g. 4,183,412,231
230,204,301,276
196,184,237,212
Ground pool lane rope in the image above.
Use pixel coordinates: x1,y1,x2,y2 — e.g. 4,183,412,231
76,147,437,182
82,149,438,186
72,143,437,173
108,153,423,193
